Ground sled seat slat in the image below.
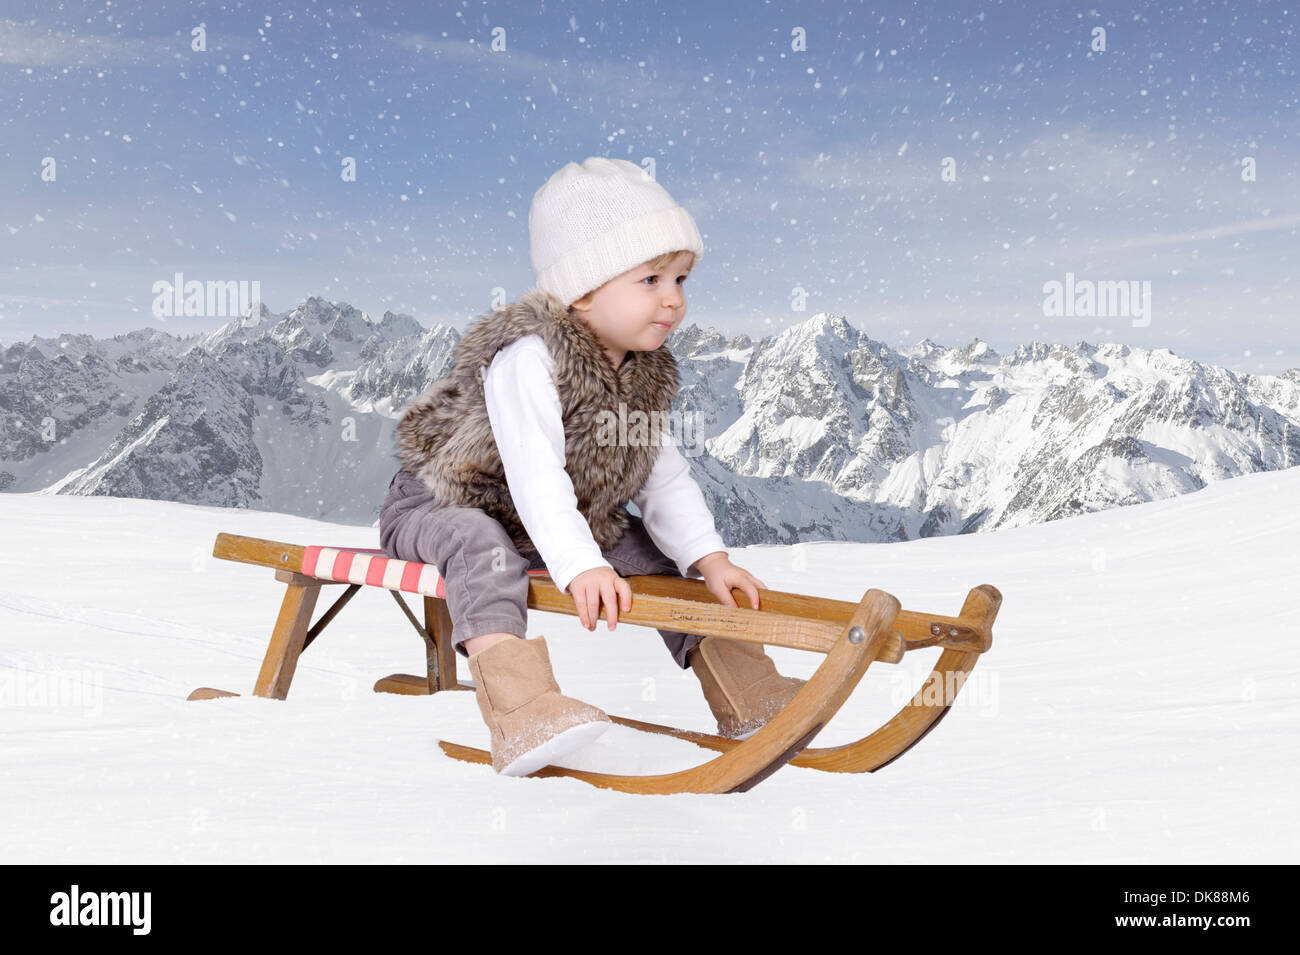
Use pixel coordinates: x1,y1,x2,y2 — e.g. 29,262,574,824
212,532,557,600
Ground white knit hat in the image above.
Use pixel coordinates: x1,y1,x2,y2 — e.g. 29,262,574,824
528,157,704,307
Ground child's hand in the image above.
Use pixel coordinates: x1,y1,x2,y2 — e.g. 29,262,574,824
694,552,766,611
567,566,632,631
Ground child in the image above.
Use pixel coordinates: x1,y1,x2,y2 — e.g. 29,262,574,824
380,157,804,776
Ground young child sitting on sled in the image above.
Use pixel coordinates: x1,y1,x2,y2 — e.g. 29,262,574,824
379,156,804,776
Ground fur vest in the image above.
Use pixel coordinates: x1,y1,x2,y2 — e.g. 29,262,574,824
393,287,680,559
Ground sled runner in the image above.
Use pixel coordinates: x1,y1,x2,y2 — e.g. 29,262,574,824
191,532,1001,794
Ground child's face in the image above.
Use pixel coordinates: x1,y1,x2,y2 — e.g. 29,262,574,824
569,251,693,368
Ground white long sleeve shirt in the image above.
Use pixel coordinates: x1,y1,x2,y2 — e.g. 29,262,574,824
481,334,727,595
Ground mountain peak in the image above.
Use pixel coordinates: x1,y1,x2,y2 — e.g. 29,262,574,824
957,337,999,362
378,310,424,339
781,311,857,344
241,300,274,327
904,336,947,359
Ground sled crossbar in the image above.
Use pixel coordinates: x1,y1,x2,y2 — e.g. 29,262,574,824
190,532,1001,793
208,532,992,660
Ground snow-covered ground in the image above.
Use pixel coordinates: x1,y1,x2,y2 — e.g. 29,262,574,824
2,469,1297,863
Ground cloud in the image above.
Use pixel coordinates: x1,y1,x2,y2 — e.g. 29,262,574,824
376,26,701,108
787,125,1188,201
1109,211,1300,249
384,30,560,77
0,18,254,68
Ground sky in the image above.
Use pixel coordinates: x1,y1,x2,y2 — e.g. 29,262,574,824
1,0,1297,375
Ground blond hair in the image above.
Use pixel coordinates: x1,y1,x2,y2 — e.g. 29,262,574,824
570,249,696,309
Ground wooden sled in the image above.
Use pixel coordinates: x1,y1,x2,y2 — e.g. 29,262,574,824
192,533,1001,794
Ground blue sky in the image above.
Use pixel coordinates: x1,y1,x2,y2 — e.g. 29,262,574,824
1,0,1297,374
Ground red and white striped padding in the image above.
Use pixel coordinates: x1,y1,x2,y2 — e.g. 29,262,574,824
301,545,447,598
299,545,551,599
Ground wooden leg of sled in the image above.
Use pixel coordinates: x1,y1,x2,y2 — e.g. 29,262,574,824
425,595,459,692
373,596,473,696
606,584,1003,774
250,571,322,700
607,647,978,769
791,646,979,772
437,588,901,794
791,583,1001,772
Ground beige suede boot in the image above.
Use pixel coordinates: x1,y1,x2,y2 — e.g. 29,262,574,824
688,637,807,739
466,635,610,776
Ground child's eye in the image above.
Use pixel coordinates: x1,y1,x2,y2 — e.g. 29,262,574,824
642,275,688,284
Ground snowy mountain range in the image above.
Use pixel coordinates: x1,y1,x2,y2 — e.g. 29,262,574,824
3,296,1298,544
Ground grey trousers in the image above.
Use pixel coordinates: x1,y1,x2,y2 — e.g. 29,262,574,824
377,469,706,668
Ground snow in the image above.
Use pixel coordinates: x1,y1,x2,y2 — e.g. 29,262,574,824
49,415,171,496
685,346,754,365
2,467,1298,863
